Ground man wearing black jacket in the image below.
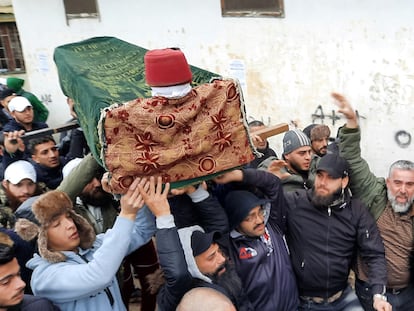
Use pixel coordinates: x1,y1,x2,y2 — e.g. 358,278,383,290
138,177,252,311
214,168,299,311
284,154,391,311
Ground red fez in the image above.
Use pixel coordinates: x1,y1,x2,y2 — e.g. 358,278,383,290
144,48,193,87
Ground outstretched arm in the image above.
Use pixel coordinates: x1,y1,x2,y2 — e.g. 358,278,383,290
333,92,386,213
30,178,153,302
138,177,192,310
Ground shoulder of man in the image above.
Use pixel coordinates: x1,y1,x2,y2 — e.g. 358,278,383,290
20,294,60,310
0,187,9,206
0,205,15,229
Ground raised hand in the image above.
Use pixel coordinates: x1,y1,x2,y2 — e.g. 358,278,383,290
212,169,243,184
101,172,114,194
138,176,171,217
119,177,147,220
267,159,291,179
331,92,358,128
169,181,207,196
3,130,26,154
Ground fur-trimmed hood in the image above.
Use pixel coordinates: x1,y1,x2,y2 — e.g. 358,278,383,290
15,190,95,263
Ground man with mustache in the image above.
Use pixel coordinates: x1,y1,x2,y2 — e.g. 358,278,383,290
137,176,252,311
0,232,59,310
303,124,331,157
334,92,414,311
214,168,299,311
284,153,391,311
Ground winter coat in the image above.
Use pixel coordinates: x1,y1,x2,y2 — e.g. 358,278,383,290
26,208,155,311
338,126,388,220
226,169,299,311
285,188,387,297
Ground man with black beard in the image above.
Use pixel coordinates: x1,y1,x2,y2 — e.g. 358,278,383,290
137,176,253,311
334,92,414,311
284,153,391,311
190,230,250,309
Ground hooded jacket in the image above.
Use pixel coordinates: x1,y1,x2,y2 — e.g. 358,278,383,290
226,169,299,311
153,187,252,311
25,207,155,311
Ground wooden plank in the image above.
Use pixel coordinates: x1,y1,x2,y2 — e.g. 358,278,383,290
253,123,289,140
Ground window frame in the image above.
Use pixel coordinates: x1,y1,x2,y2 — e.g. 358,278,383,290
0,22,25,74
221,0,285,18
63,0,100,25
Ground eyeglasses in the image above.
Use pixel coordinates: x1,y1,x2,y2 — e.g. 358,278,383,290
243,206,267,223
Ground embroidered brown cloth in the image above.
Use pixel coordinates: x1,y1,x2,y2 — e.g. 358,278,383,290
99,78,256,193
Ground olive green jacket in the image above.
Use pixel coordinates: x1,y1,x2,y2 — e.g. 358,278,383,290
338,126,388,221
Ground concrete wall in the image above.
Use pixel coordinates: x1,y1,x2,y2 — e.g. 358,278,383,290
11,0,414,177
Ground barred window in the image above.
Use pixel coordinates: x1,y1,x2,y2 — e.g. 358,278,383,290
0,22,25,73
221,0,285,18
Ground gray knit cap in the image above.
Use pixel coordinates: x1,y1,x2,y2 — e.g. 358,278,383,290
283,129,311,155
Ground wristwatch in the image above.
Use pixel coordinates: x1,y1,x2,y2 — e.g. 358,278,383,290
373,294,387,302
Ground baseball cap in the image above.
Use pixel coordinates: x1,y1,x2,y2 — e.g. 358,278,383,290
8,96,32,113
191,230,221,257
4,160,37,184
316,154,349,179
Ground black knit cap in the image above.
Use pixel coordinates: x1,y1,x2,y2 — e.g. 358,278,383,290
191,230,221,257
224,190,270,230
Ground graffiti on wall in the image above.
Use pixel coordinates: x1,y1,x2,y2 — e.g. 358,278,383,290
395,130,411,148
41,94,52,105
311,105,342,126
248,104,412,149
311,104,412,148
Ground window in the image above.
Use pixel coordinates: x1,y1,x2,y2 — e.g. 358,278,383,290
63,0,100,25
221,0,285,18
0,22,25,73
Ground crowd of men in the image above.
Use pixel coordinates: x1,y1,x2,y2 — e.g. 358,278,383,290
0,48,413,311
